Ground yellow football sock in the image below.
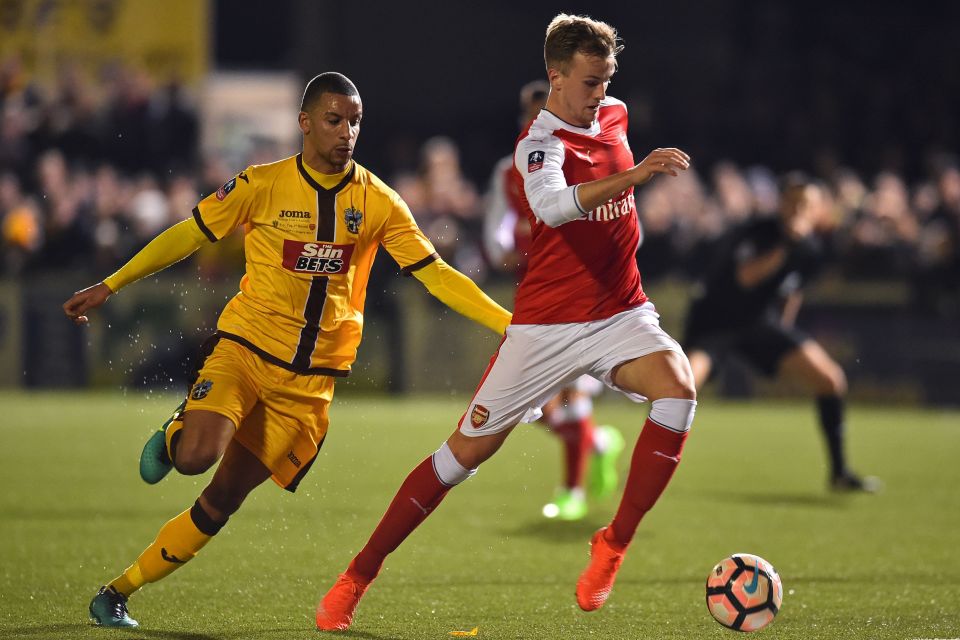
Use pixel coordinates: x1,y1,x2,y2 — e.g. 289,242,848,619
108,502,223,597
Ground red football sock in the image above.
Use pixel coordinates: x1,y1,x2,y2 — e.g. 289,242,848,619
552,418,595,489
606,418,688,548
347,456,450,582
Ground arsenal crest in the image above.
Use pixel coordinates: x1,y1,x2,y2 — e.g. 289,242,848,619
470,404,490,429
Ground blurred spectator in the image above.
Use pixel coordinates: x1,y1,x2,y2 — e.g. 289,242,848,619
146,79,200,173
0,172,41,273
0,102,35,182
914,164,960,315
25,151,93,273
838,171,917,277
398,136,485,280
0,52,957,323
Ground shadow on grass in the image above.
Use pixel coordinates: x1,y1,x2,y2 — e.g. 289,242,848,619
0,505,178,522
9,623,404,640
500,517,657,543
331,630,405,640
10,623,222,639
501,517,599,542
699,490,851,509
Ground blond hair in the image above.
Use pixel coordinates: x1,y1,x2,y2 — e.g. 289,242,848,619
544,14,623,73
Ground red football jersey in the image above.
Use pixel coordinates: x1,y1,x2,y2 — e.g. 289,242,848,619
510,98,647,324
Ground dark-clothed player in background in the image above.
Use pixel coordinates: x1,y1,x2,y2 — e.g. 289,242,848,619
316,14,696,631
63,72,511,628
684,174,880,492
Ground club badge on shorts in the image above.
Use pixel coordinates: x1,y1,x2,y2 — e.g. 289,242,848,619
470,404,490,428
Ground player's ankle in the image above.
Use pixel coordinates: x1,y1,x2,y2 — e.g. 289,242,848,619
346,559,377,584
602,526,629,552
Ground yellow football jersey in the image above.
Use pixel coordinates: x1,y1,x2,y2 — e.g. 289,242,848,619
193,154,437,375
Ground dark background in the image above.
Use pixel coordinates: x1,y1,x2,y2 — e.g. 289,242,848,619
216,0,960,183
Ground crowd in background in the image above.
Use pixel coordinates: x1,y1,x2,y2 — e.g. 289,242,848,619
2,58,958,317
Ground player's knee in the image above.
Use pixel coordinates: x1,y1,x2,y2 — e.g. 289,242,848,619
812,362,847,396
828,366,848,396
173,447,220,475
677,380,697,401
662,360,698,401
658,379,697,402
433,442,479,486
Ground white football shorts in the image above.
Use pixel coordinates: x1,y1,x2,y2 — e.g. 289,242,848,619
458,302,683,436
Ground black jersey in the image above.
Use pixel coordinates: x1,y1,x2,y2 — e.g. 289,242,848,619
688,217,822,333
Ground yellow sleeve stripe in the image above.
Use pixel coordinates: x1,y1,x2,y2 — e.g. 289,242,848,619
400,252,440,276
192,206,218,243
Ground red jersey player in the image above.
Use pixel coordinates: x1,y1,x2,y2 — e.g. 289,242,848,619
316,14,696,630
484,79,625,521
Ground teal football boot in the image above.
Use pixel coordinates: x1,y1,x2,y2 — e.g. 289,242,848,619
139,400,185,484
89,586,138,627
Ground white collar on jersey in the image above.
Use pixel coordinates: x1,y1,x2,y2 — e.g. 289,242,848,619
535,108,601,137
534,97,625,138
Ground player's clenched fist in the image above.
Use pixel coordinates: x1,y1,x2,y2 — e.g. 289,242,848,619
63,282,113,325
632,147,691,185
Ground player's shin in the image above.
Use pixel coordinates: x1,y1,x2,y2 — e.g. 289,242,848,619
347,443,476,582
606,398,696,548
551,418,593,489
108,500,225,597
816,395,847,477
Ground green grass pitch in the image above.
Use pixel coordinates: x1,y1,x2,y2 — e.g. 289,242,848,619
1,391,958,639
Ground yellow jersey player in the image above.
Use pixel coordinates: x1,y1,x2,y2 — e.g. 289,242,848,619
63,72,511,628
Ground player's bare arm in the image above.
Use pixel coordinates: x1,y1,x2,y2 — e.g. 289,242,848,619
781,291,804,328
63,282,114,326
735,245,789,288
575,147,691,213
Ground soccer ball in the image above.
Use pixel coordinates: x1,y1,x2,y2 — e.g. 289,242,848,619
705,553,783,632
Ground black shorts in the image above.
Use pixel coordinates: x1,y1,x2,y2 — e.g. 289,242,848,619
684,319,807,377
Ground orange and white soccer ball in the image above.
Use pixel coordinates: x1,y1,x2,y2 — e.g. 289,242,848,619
705,553,783,632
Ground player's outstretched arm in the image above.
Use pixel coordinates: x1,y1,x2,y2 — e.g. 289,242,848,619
63,282,114,326
62,219,209,325
781,291,804,328
411,260,512,334
575,147,691,214
735,245,788,289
